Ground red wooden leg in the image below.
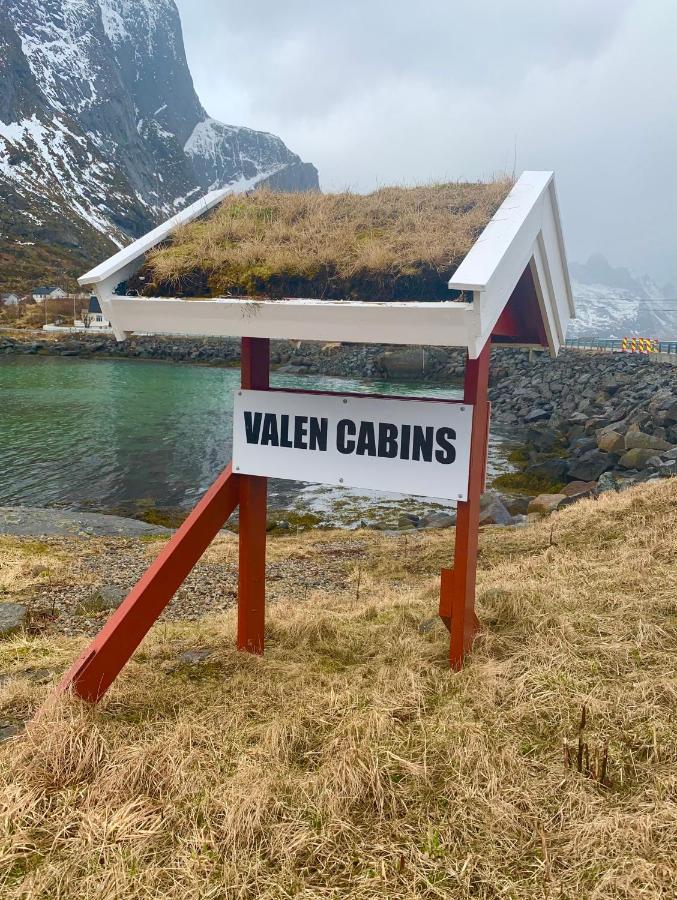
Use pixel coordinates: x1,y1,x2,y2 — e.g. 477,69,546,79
439,341,491,669
55,464,241,703
237,338,270,654
237,476,267,652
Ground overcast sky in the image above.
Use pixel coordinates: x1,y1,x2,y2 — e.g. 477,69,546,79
176,0,677,284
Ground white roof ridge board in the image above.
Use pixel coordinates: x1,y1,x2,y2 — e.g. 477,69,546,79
79,187,232,287
79,171,574,357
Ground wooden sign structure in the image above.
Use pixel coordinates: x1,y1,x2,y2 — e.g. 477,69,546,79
58,171,574,703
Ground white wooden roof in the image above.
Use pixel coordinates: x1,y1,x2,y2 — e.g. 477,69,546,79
80,171,574,357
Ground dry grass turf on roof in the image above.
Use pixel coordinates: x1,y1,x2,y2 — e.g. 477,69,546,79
145,179,513,301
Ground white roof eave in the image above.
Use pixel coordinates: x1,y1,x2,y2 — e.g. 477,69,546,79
449,171,575,356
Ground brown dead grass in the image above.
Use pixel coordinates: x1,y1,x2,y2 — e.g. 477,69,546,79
1,479,676,898
145,180,513,300
0,537,66,597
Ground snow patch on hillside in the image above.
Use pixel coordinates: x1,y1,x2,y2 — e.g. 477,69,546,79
569,256,676,340
570,283,642,334
0,112,129,240
98,0,130,43
98,0,178,54
184,118,237,156
225,166,287,192
17,0,104,113
0,119,30,144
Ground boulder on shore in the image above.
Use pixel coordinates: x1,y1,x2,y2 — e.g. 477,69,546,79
526,426,559,452
524,458,569,481
524,408,551,424
567,449,613,482
597,472,619,494
597,430,625,454
527,494,567,515
478,496,513,525
377,348,425,379
398,512,420,529
561,480,597,499
418,511,455,529
505,496,532,516
624,431,673,452
619,448,659,469
571,437,597,456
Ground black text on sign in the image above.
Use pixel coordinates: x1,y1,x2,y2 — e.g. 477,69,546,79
233,390,473,501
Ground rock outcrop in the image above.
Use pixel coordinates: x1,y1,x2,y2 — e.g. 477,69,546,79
0,0,319,293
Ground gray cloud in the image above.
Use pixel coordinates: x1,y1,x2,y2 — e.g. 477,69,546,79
177,0,677,283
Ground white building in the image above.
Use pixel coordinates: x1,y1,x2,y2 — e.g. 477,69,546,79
32,285,67,302
42,295,112,333
74,295,112,330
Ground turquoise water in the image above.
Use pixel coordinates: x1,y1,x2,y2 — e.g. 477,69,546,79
0,356,512,524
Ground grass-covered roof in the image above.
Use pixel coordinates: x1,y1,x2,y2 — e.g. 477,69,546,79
143,179,513,302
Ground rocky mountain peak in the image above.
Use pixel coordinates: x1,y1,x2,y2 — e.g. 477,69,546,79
0,0,319,293
98,0,205,146
569,255,675,340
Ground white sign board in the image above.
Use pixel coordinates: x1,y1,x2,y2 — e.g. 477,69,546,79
233,390,473,501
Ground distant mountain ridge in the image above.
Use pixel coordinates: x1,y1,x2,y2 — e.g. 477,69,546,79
569,255,676,341
0,0,318,293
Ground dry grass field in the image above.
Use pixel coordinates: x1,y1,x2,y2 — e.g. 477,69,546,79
0,479,676,898
145,180,512,300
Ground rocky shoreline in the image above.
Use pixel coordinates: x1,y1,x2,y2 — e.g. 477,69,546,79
2,331,676,528
0,330,470,381
487,348,677,518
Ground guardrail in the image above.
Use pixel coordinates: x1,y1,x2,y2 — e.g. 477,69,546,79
565,338,677,355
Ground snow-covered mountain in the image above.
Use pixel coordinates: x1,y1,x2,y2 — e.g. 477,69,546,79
0,0,318,293
569,255,676,341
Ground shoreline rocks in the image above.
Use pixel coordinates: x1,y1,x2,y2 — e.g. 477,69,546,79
0,331,470,381
489,349,677,505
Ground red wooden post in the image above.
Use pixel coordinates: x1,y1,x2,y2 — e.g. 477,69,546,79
55,464,241,703
237,337,270,653
439,340,491,669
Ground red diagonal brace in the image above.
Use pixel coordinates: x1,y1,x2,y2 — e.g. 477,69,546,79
56,463,241,703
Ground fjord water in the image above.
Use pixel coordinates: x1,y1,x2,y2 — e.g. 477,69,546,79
0,356,511,525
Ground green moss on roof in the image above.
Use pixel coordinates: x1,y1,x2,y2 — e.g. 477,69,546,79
145,179,513,301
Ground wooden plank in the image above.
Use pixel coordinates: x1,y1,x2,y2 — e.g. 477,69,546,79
237,338,270,653
106,295,474,349
55,464,241,703
442,341,491,668
448,172,554,292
